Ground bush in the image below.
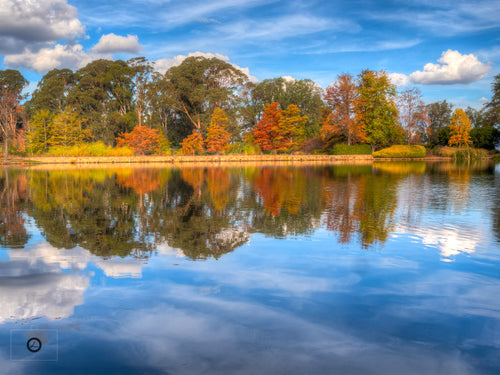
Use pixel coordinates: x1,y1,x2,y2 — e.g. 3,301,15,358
228,142,260,155
45,142,134,157
435,146,458,157
435,146,489,161
373,145,426,158
330,144,372,155
454,148,488,161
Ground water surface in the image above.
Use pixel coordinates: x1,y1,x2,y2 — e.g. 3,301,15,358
0,162,499,374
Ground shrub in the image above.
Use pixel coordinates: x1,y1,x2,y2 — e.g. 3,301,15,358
373,145,426,158
228,142,260,155
330,144,372,155
435,146,458,157
454,148,488,162
45,142,134,157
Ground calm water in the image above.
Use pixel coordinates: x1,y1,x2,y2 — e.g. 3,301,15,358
0,162,499,374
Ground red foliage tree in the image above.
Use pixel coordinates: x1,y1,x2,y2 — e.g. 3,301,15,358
116,125,161,155
252,102,281,152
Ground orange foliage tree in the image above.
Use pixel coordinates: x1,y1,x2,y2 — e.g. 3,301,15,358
275,104,307,152
180,130,205,155
448,108,472,147
252,102,281,152
252,102,307,153
116,125,161,155
321,73,364,146
205,108,231,154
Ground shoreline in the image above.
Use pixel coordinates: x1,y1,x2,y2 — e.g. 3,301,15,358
0,154,472,166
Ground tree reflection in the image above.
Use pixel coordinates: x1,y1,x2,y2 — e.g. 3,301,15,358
0,170,29,248
0,162,495,259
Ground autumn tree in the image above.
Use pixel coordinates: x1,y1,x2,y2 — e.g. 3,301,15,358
49,107,91,147
448,108,472,147
397,87,430,145
0,70,28,159
356,70,402,151
275,104,307,152
180,130,205,155
321,73,364,146
116,125,162,155
252,102,281,152
26,110,55,154
244,77,323,137
205,108,231,154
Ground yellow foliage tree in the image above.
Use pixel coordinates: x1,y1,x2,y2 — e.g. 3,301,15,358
448,108,472,148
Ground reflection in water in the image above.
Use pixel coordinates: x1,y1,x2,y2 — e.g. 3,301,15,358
0,162,499,374
0,162,498,258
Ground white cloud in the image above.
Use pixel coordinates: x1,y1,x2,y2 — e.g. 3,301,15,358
0,0,84,53
478,97,489,103
388,72,410,87
409,50,491,85
4,44,108,73
389,50,492,87
154,52,258,82
91,33,142,54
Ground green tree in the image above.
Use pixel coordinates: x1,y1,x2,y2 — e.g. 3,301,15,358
426,100,454,146
470,126,500,150
356,70,402,151
26,68,75,115
484,73,500,127
163,56,248,144
68,59,136,144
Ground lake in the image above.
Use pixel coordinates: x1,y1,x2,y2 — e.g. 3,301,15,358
0,162,499,374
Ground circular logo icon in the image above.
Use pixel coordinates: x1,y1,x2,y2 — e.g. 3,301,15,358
27,337,42,353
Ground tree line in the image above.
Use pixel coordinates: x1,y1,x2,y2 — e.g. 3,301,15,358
0,56,499,158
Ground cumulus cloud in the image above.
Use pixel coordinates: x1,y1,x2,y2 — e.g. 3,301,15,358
0,0,84,54
4,43,108,73
409,50,491,85
389,50,491,87
388,72,410,87
154,51,258,82
91,33,142,54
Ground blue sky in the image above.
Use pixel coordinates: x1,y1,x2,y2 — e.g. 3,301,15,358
1,0,499,108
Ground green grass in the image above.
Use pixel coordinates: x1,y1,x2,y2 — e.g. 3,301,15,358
373,145,426,158
330,144,372,155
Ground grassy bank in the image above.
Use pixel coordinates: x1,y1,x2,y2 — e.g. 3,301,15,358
3,154,374,165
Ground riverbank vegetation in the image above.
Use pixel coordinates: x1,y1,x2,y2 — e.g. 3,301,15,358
1,57,499,160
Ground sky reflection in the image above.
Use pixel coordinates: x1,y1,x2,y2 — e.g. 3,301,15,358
0,163,499,374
